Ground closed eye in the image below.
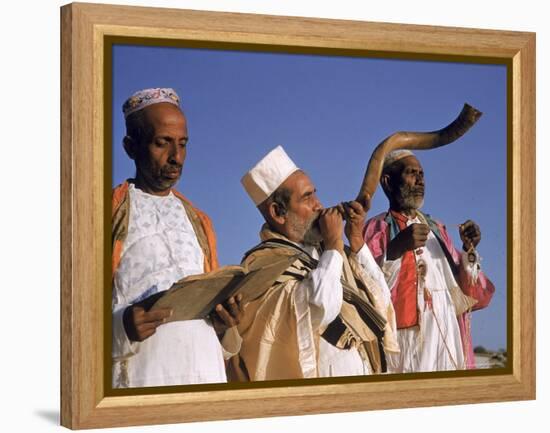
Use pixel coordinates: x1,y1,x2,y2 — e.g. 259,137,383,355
301,188,317,201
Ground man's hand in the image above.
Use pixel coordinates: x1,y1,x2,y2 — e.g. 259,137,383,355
211,294,245,338
318,207,344,253
459,219,481,251
123,291,172,342
386,223,430,260
337,200,368,253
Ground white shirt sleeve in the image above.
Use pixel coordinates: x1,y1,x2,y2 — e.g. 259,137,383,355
220,326,243,360
303,249,344,330
112,304,140,360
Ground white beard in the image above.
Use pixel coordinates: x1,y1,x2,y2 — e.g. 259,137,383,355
397,184,424,211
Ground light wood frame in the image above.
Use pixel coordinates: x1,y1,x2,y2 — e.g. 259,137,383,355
60,2,536,429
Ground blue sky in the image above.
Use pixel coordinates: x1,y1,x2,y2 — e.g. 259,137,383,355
111,44,507,351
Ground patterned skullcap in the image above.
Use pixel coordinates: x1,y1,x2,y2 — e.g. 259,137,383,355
122,88,180,119
241,146,300,206
383,149,415,171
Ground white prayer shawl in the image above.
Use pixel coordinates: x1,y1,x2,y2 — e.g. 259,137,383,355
112,184,240,388
382,216,465,373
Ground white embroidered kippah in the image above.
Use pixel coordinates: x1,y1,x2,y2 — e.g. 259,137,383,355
383,149,415,170
241,146,300,206
122,88,180,118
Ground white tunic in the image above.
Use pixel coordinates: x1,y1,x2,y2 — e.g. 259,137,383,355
382,216,465,373
112,184,239,388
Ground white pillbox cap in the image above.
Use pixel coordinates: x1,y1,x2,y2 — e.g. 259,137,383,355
241,145,299,206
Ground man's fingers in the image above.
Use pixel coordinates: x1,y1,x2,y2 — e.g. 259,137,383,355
225,297,241,319
139,308,172,325
132,306,145,315
461,220,478,231
215,304,235,327
414,237,427,247
320,207,343,224
462,222,481,249
412,229,428,249
236,294,246,314
463,230,478,240
462,225,480,241
327,207,341,217
137,320,165,333
347,201,364,214
138,290,168,311
139,328,156,341
339,201,364,219
461,220,475,229
460,220,479,236
340,203,351,219
415,223,430,232
410,223,430,236
132,306,146,325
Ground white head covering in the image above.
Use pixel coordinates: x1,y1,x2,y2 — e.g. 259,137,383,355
241,146,299,206
122,88,180,119
383,149,415,171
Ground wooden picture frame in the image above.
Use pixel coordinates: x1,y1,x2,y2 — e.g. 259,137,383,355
60,2,535,429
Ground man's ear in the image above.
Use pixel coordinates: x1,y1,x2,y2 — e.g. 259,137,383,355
380,173,392,195
267,202,286,225
123,136,137,160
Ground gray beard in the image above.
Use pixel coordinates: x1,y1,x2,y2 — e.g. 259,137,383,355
287,211,323,247
303,224,323,247
396,184,424,211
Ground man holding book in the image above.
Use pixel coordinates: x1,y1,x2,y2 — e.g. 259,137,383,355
111,88,243,388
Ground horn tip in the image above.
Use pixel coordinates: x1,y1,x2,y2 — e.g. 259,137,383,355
463,102,483,120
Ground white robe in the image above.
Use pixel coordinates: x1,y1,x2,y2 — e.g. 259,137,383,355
112,184,240,388
382,216,465,373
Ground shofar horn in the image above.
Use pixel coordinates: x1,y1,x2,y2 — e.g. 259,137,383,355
355,103,483,208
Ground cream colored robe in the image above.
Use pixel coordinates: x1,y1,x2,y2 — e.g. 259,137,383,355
231,226,398,381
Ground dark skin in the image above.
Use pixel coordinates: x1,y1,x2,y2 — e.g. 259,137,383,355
265,171,370,254
123,102,189,196
210,294,245,338
121,103,244,342
337,198,371,254
381,155,481,260
459,220,482,252
123,292,246,343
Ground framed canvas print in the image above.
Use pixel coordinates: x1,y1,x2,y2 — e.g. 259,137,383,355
60,2,535,429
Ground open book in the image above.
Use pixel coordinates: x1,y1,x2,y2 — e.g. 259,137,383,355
150,248,300,322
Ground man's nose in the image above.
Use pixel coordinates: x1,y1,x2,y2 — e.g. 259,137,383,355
168,143,185,165
312,195,323,211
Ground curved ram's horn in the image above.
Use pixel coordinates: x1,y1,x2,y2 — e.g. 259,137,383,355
355,103,482,207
